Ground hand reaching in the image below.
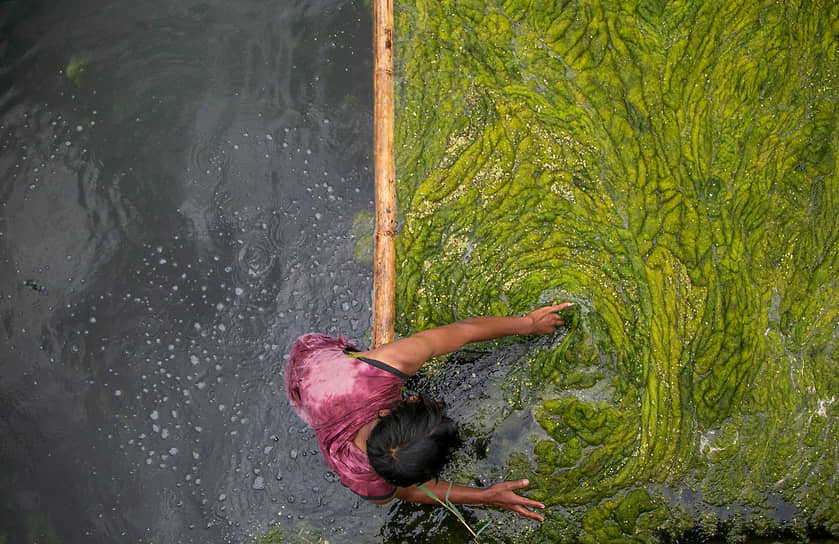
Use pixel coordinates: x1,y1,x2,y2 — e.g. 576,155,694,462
484,479,546,521
525,303,574,335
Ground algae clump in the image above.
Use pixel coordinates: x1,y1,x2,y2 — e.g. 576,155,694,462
350,209,375,265
393,0,839,541
66,56,88,85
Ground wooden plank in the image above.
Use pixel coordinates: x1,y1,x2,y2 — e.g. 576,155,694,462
372,0,396,347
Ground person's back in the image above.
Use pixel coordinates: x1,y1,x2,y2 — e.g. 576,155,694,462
286,333,404,499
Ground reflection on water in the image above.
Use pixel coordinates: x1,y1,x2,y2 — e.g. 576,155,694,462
0,0,389,542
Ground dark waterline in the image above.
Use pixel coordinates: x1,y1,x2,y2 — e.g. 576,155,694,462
0,1,392,542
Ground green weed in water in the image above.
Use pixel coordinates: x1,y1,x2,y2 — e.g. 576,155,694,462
66,56,88,85
417,482,492,542
252,523,328,544
394,0,839,541
351,209,376,265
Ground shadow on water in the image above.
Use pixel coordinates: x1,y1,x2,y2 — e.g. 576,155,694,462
0,0,403,542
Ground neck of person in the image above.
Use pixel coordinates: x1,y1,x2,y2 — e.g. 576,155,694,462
353,418,378,454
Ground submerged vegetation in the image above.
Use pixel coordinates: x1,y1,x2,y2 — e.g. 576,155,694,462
65,55,88,85
394,0,839,541
251,523,328,544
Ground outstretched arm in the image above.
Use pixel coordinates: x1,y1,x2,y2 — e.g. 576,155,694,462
369,478,546,522
357,303,573,376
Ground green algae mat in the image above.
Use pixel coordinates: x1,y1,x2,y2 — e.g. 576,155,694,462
392,0,839,541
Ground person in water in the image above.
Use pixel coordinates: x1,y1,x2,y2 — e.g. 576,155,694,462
285,303,573,521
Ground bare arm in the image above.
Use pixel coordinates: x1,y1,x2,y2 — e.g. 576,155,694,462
357,303,573,376
370,479,545,522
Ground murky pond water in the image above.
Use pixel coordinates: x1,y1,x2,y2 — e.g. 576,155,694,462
1,1,391,542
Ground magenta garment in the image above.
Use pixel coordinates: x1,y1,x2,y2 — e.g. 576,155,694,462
285,333,407,500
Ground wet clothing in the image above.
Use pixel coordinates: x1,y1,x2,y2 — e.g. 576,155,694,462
285,333,408,500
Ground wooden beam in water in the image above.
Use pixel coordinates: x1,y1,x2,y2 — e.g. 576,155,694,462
372,0,395,347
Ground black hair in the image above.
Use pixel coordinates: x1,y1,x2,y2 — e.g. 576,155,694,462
366,394,461,488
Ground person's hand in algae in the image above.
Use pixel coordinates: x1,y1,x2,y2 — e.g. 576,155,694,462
285,303,573,522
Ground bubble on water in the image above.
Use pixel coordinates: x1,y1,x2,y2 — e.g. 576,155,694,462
265,134,273,140
234,287,244,296
114,390,122,397
192,451,200,460
218,494,227,501
161,428,169,439
252,476,265,490
169,447,178,455
150,411,159,420
217,324,226,332
289,449,298,459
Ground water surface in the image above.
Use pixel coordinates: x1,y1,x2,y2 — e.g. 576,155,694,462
1,1,390,542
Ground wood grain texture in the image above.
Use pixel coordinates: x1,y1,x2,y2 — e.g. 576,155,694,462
373,0,395,347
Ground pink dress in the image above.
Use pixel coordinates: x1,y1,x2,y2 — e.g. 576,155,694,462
285,333,409,499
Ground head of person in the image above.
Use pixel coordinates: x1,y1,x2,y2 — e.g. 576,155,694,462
366,394,461,487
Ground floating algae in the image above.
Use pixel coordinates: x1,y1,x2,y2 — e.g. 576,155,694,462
393,0,839,541
66,55,88,85
351,209,376,266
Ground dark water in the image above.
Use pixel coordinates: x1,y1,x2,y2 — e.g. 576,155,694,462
0,1,390,542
